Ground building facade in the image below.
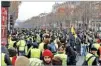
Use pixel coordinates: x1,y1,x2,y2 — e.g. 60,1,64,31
8,1,21,31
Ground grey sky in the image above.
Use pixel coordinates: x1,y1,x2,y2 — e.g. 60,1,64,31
17,2,64,21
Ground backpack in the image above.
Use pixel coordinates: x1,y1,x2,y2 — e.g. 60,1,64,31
49,43,57,53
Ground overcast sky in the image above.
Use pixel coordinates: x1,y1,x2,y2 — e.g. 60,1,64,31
17,2,64,22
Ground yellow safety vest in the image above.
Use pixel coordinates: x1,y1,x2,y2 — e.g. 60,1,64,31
8,40,16,49
54,53,67,66
30,48,41,59
2,53,7,66
25,46,33,56
27,37,30,41
17,40,26,51
86,53,96,66
36,34,41,43
39,42,44,51
25,36,28,40
27,36,32,41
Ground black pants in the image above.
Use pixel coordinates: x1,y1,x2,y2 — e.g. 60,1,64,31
76,44,81,54
67,56,76,65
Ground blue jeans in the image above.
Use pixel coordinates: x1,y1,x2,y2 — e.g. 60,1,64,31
81,44,86,56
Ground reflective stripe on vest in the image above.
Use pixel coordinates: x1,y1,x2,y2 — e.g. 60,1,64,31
19,47,25,51
88,56,96,66
25,46,33,56
19,40,26,51
86,53,96,66
2,53,7,66
31,48,41,58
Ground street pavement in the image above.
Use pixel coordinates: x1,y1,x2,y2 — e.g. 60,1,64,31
76,56,85,66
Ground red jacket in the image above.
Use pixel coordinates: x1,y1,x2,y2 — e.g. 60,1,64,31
12,56,17,66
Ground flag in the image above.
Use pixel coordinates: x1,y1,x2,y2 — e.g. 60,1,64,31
71,26,77,38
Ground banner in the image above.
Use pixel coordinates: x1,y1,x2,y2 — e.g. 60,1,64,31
1,7,8,45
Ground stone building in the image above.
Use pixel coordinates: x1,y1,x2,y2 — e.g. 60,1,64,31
8,1,21,31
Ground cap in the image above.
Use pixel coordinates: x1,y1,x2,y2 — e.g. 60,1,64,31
91,47,97,51
91,45,97,51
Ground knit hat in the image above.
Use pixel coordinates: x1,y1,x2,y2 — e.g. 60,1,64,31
42,49,53,58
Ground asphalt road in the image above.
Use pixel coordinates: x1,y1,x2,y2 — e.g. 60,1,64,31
76,56,85,66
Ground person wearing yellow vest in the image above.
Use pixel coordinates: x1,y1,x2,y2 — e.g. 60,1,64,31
17,36,26,56
39,38,50,52
25,45,33,56
2,53,12,66
91,43,100,57
25,37,34,56
54,44,67,66
8,39,16,49
27,43,41,59
83,46,98,66
8,34,12,44
36,33,41,44
8,47,18,65
1,42,12,66
92,39,101,65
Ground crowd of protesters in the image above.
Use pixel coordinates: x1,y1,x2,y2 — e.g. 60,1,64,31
1,27,101,66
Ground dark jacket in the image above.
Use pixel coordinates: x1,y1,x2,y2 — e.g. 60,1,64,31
2,53,12,66
69,32,75,48
66,46,76,65
1,45,9,55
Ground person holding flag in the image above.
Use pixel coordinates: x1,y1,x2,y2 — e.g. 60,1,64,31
69,26,77,50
